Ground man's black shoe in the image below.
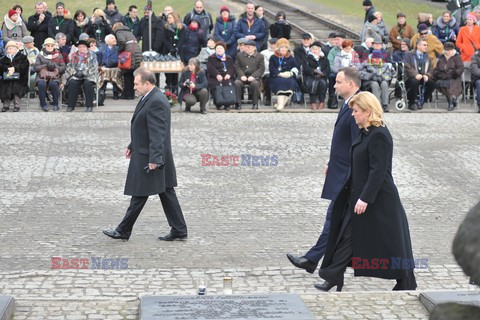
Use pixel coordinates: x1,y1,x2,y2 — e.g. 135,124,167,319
67,107,74,112
407,104,417,111
264,99,271,106
383,104,389,113
286,253,317,273
102,228,130,240
158,233,187,241
252,104,258,110
86,106,93,112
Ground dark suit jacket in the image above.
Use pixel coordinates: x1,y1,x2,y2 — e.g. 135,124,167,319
321,95,360,200
124,87,177,196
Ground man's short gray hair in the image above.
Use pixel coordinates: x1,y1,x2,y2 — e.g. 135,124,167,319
55,32,66,41
133,67,157,85
105,34,116,43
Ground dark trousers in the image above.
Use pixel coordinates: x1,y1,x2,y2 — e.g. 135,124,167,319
184,89,208,111
309,78,328,103
166,73,179,94
116,187,187,236
67,79,94,109
318,212,352,286
406,77,435,105
38,80,60,107
475,80,480,104
327,73,338,108
304,200,334,264
262,75,271,101
123,71,135,99
234,79,260,104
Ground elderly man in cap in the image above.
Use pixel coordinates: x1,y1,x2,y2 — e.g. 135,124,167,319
322,32,337,58
234,39,265,110
261,38,277,106
410,23,443,67
327,33,346,109
104,0,123,27
22,36,39,65
294,33,313,68
237,37,248,55
389,12,415,52
65,39,99,112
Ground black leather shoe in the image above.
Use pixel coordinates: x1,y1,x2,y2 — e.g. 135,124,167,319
102,228,130,240
264,99,271,106
314,280,343,292
158,233,187,241
286,253,317,274
407,104,417,111
252,104,258,110
382,104,389,113
67,107,74,112
86,106,93,112
469,277,477,285
224,105,231,111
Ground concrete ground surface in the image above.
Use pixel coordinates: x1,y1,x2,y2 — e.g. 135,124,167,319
1,95,479,319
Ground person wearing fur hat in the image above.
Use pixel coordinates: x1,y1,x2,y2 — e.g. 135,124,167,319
104,0,123,27
214,6,237,59
235,2,267,52
456,13,480,62
268,38,298,111
33,37,66,111
300,41,330,110
27,2,52,50
0,41,29,112
64,39,99,112
206,41,236,110
2,9,28,47
433,41,464,111
47,2,75,46
389,12,415,51
410,23,444,66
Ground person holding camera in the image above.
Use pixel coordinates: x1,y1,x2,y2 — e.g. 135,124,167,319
65,39,98,112
178,58,208,114
33,37,66,112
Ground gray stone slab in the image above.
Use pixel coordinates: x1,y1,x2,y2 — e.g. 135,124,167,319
140,293,315,320
420,291,480,312
0,296,14,320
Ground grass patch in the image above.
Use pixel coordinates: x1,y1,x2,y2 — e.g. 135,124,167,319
311,0,446,30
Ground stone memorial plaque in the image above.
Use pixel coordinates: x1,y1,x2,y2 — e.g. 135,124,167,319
420,291,480,312
140,293,315,320
0,296,14,320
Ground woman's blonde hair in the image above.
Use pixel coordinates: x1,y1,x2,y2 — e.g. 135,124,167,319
92,9,106,20
348,91,385,129
165,12,183,30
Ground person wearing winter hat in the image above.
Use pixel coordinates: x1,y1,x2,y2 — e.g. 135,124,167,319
362,0,376,23
183,0,213,41
302,41,330,110
433,41,463,111
269,38,298,111
389,12,415,51
213,5,237,58
410,23,444,66
48,2,75,46
456,13,480,62
22,35,39,66
104,0,123,27
0,40,29,112
2,8,29,47
392,38,411,63
206,40,236,110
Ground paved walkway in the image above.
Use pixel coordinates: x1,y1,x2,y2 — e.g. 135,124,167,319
1,109,479,319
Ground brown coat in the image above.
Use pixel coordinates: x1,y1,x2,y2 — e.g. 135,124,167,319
410,33,444,67
389,23,415,51
433,53,464,97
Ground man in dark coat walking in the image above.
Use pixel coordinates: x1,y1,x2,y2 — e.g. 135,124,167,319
103,68,187,241
286,67,360,273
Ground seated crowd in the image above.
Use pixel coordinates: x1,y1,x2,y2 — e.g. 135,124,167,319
1,0,480,113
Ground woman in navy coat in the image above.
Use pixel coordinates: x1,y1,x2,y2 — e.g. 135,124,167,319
317,91,417,292
214,6,237,59
268,38,298,111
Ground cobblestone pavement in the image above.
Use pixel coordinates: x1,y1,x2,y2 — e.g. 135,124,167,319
1,111,479,319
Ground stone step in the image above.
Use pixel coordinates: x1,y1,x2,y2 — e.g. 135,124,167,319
0,296,14,320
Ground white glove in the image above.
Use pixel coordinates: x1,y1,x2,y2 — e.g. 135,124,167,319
290,67,299,76
279,71,292,78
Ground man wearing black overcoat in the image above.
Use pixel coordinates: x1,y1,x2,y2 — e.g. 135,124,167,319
286,67,360,275
103,68,187,241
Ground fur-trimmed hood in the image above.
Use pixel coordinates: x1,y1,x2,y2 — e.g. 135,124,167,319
53,10,72,20
435,16,457,29
3,14,24,30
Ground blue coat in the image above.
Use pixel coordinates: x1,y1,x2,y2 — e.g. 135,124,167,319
214,16,237,58
99,45,119,68
321,94,361,200
235,13,266,51
268,53,298,93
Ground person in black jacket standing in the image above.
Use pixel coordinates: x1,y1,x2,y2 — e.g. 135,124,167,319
121,5,140,40
103,68,187,241
138,7,163,53
27,2,51,50
48,2,75,45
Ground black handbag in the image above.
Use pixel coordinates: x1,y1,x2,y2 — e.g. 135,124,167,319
2,72,20,81
214,82,237,106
